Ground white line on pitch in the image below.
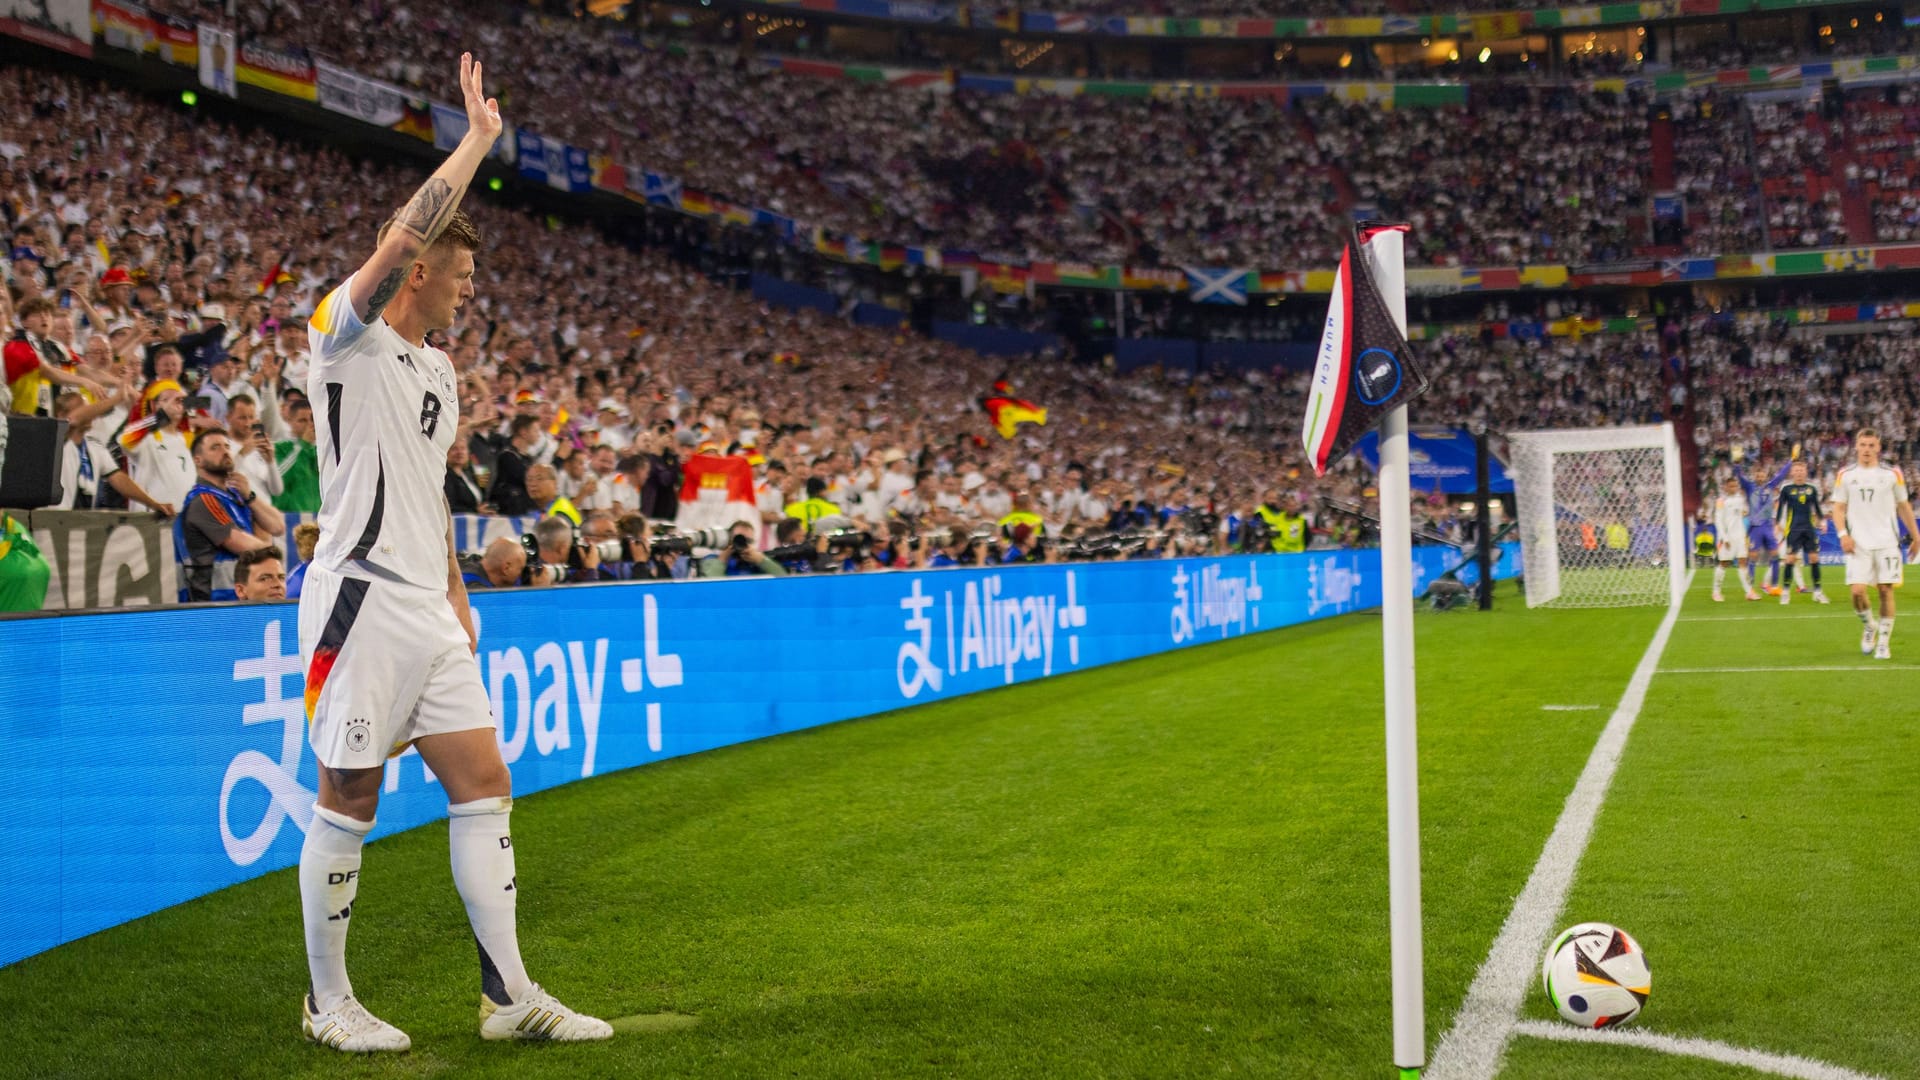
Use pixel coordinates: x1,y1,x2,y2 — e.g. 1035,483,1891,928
1426,573,1691,1080
1660,665,1920,673
1510,1020,1886,1080
1678,613,1850,622
1539,705,1600,712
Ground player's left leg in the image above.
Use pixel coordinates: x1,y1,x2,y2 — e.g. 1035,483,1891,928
1737,555,1760,600
410,647,613,1044
1876,581,1897,659
1778,551,1794,605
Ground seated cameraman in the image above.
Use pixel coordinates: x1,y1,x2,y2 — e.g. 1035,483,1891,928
583,511,677,581
763,516,826,574
528,513,612,584
697,519,788,578
459,536,527,589
928,526,988,568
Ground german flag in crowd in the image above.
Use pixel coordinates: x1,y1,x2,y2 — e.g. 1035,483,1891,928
981,379,1046,440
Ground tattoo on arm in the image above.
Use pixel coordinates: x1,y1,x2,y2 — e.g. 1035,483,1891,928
364,267,406,320
394,177,456,246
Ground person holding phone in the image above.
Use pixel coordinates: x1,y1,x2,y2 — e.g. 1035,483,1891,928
225,393,283,505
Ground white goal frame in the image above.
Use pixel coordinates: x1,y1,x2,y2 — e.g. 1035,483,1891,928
1508,423,1687,609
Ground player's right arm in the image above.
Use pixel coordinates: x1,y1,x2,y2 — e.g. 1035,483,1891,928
330,53,501,331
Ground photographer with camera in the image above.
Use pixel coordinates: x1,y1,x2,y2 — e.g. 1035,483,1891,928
458,536,527,589
927,526,988,568
696,519,789,578
524,513,610,585
580,511,678,581
1253,490,1309,554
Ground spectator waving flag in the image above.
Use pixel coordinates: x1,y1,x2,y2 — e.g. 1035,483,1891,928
676,447,758,535
981,379,1047,440
1302,224,1430,476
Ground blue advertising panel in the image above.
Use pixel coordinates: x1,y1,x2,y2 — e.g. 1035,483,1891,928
1354,427,1515,495
0,546,1515,967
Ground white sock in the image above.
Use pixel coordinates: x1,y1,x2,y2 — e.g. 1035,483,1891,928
1880,616,1895,647
1793,565,1809,590
450,797,533,1005
1714,565,1726,590
1737,563,1753,592
1859,606,1878,630
301,804,373,1012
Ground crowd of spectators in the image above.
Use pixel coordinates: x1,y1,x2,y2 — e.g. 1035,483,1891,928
19,59,1920,604
98,2,1920,271
1304,85,1653,267
1667,90,1765,256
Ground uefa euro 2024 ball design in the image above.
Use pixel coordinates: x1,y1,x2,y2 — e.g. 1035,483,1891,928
1542,922,1651,1029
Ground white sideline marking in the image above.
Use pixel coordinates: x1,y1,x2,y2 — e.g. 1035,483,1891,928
1511,1020,1886,1080
1539,705,1600,712
1678,613,1849,622
1426,576,1690,1080
1661,665,1920,673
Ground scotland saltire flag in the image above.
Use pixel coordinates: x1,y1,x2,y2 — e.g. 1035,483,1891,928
642,172,683,208
1302,223,1429,476
1183,266,1250,305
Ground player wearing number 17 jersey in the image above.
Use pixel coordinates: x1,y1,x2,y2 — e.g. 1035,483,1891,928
1831,428,1920,659
295,52,611,1053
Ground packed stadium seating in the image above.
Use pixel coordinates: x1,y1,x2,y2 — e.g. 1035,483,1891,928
87,2,1920,270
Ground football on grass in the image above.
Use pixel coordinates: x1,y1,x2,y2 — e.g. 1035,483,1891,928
1542,922,1651,1029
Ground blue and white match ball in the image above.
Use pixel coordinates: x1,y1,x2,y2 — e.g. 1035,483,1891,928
1542,922,1651,1029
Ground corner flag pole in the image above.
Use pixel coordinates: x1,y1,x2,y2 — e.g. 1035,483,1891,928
1360,230,1426,1077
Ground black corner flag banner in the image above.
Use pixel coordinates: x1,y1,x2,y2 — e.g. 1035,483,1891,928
1302,223,1430,476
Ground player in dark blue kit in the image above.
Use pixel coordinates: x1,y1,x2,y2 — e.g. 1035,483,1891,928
1774,458,1829,605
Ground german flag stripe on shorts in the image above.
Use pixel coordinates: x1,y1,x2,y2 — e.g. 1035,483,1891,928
304,576,371,723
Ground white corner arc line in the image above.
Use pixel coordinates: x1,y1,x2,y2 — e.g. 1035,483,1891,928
1511,1020,1887,1080
1427,573,1691,1080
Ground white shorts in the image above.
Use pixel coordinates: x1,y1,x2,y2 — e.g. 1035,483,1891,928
1716,535,1748,562
298,563,492,769
1845,546,1905,587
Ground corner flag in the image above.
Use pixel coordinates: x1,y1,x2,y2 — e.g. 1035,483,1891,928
1302,224,1431,476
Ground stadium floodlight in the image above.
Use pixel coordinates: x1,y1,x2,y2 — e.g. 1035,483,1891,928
1507,424,1687,609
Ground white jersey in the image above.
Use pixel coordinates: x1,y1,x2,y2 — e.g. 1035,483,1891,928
1833,462,1909,551
1712,492,1749,539
307,274,459,591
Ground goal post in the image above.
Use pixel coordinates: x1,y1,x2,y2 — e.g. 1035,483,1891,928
1507,423,1688,609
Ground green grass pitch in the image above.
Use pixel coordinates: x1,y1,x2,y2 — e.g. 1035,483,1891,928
1,578,1912,1078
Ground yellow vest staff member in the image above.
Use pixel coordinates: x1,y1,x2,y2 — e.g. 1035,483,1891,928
525,463,581,524
998,510,1045,537
1256,495,1308,553
785,477,841,529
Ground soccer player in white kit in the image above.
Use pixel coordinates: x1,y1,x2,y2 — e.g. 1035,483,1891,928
296,54,611,1051
1830,428,1920,659
1711,476,1759,602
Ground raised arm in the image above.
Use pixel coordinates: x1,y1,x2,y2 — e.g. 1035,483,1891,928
345,53,502,325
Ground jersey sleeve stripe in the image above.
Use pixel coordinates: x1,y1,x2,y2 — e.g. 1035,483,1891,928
198,492,231,526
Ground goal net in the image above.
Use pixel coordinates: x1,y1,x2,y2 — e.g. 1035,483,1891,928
1507,423,1687,609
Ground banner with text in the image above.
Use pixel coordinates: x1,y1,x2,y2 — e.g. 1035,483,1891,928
0,546,1515,966
24,509,176,610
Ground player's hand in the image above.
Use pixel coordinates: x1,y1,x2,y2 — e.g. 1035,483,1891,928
1841,535,1856,555
229,472,253,500
1908,539,1919,564
459,53,503,145
151,502,175,519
